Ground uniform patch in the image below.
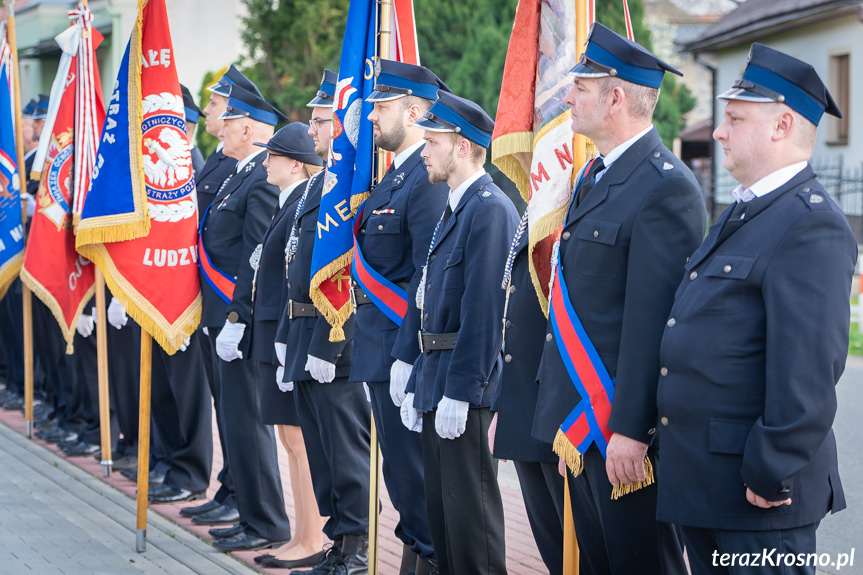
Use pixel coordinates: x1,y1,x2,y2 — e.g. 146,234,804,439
809,193,823,204
482,191,491,197
662,162,674,171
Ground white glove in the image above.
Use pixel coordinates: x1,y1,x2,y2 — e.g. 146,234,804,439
22,192,35,218
76,314,94,338
107,297,128,329
400,392,422,433
276,366,294,392
363,382,371,403
435,396,469,440
389,360,413,407
177,336,190,353
305,354,336,383
274,342,286,366
202,326,209,336
216,320,245,361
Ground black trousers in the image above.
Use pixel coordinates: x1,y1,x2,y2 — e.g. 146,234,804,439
681,523,819,575
368,380,433,558
514,460,565,575
106,321,141,455
73,330,119,447
149,335,213,492
201,328,234,506
567,447,687,575
210,329,291,541
422,408,507,575
295,377,370,540
0,279,24,393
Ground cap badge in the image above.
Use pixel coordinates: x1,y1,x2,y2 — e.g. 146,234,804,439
374,58,382,78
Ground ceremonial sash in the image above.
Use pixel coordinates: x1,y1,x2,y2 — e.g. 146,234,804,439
352,229,408,326
198,204,235,304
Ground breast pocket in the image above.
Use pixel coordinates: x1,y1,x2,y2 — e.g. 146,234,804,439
573,218,621,281
441,247,464,291
362,214,402,262
696,255,757,315
300,226,316,258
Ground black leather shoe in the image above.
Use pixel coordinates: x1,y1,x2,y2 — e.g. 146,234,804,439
37,429,78,444
330,534,369,575
254,553,274,565
61,441,100,457
148,484,205,504
180,498,221,518
290,542,342,575
212,531,288,552
2,396,24,411
111,454,138,470
34,418,58,430
191,504,240,526
262,550,328,569
209,523,245,539
120,468,165,487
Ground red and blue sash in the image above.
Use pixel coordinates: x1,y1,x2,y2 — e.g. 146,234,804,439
352,209,408,325
198,204,235,304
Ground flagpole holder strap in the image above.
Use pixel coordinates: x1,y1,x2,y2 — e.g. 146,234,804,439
418,331,458,352
288,300,321,319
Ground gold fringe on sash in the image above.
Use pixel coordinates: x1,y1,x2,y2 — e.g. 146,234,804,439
553,428,655,500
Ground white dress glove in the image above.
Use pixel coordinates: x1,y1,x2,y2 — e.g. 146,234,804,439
400,392,422,433
177,336,190,352
202,326,209,336
76,314,94,338
274,342,287,366
305,354,336,383
276,366,293,392
389,360,413,407
435,396,469,440
107,297,128,329
363,382,371,403
22,192,36,218
216,320,245,361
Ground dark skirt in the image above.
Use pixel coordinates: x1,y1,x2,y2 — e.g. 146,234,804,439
257,361,300,426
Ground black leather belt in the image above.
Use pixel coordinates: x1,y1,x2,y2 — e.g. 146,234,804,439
353,282,410,306
288,300,320,319
418,331,458,352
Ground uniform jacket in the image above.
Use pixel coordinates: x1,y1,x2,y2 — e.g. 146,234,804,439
275,174,354,382
191,145,205,180
195,147,236,222
491,233,557,463
533,128,706,446
249,182,306,365
25,150,39,196
349,146,448,383
406,173,518,412
199,150,279,331
656,166,855,531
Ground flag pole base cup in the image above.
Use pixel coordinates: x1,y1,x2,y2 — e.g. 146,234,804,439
101,460,113,477
136,529,146,553
25,421,32,439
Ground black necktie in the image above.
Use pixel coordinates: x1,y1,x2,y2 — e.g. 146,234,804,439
441,203,453,228
717,200,749,243
577,158,605,206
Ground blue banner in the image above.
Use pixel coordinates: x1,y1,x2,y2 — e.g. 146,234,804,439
0,60,23,299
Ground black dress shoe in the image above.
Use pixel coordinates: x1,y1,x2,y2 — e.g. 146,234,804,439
213,531,288,552
209,523,245,539
180,498,221,518
191,504,240,526
37,429,78,444
2,396,24,411
262,550,328,569
120,468,165,487
61,441,100,457
289,543,342,575
35,418,59,430
254,553,274,565
111,454,138,470
148,484,205,504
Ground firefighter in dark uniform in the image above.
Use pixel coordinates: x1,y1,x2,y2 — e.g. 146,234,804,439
401,91,518,575
198,83,292,551
532,23,705,575
274,69,372,575
489,216,564,574
352,60,449,575
180,84,205,177
656,45,855,575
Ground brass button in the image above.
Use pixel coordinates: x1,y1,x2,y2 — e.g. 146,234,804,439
335,353,341,358
562,231,571,240
593,230,599,238
667,318,676,328
204,184,210,190
689,271,697,280
378,224,384,231
481,381,489,387
660,367,668,376
660,417,669,426
723,264,732,273
360,228,365,234
546,333,553,342
426,284,431,292
504,354,512,363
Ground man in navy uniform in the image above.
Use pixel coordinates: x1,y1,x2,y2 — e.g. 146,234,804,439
352,60,448,575
656,44,855,575
275,69,372,575
489,215,564,575
198,83,292,551
401,91,518,574
180,84,205,177
533,23,705,575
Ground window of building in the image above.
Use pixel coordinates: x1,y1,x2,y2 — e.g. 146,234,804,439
828,53,849,144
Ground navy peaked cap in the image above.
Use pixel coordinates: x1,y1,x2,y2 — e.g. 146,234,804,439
308,69,337,108
180,84,203,124
367,60,450,103
570,23,681,88
254,122,323,166
220,84,288,126
22,98,38,119
413,91,494,148
718,43,842,126
208,64,263,98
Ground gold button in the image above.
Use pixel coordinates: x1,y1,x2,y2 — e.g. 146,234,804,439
660,367,668,376
667,318,676,328
546,333,552,342
504,354,512,363
562,231,571,240
378,224,384,231
723,264,732,273
660,417,669,426
593,230,599,238
430,255,436,261
689,271,697,280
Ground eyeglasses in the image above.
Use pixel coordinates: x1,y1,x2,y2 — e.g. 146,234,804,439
308,117,333,131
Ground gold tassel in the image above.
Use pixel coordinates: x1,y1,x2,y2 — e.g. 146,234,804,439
490,131,534,203
610,456,655,500
20,267,95,355
0,255,22,302
308,251,355,343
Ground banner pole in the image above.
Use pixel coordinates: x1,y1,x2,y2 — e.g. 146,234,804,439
135,330,152,553
95,269,112,476
22,284,32,437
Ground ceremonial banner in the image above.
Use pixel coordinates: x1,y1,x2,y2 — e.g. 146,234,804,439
491,0,579,315
0,23,23,301
309,0,376,341
21,7,104,352
76,0,200,353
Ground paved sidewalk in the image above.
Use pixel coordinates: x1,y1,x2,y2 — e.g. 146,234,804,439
0,420,256,575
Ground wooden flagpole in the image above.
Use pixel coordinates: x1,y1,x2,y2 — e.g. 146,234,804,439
135,330,152,552
4,0,34,438
95,269,112,476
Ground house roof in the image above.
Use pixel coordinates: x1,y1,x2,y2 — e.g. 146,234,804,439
685,0,861,51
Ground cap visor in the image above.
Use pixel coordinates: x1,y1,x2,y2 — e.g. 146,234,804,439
412,117,452,133
307,96,334,108
207,82,230,96
569,61,611,78
717,87,775,103
366,90,404,103
219,110,246,120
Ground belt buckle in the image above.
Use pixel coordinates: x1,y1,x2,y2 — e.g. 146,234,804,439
350,285,358,313
288,300,295,320
418,330,424,353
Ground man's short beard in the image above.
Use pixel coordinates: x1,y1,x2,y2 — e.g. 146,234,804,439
427,147,457,185
315,142,329,162
373,120,406,153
